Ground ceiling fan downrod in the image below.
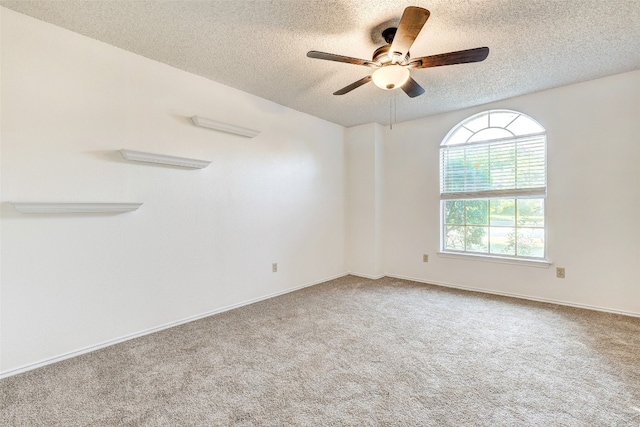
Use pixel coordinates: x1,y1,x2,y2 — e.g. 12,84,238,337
382,27,397,44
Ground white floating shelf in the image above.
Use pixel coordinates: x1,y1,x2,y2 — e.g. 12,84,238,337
120,149,210,169
11,203,143,214
191,115,260,138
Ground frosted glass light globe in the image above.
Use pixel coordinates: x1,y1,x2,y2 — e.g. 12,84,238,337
372,65,410,90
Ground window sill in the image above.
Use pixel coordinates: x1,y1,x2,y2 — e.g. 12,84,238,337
437,251,552,268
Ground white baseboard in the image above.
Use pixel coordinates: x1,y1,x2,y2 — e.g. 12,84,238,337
0,272,349,379
386,273,640,318
347,271,386,280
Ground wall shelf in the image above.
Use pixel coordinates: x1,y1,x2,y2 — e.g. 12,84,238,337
11,203,143,214
191,115,260,138
119,149,210,169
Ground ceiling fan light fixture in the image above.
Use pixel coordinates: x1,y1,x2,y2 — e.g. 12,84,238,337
372,65,410,90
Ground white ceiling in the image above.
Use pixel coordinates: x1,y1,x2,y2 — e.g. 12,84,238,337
2,0,639,127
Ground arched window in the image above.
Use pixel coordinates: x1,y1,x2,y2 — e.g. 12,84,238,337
439,110,547,259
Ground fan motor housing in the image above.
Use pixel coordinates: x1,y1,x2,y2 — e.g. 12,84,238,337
373,45,410,65
373,45,391,63
374,28,410,64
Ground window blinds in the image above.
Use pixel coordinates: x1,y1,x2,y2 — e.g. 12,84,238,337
440,134,546,200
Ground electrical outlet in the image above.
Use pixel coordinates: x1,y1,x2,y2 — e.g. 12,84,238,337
423,254,429,263
272,263,278,273
556,267,565,279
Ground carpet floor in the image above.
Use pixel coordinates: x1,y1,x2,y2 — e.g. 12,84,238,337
1,275,639,426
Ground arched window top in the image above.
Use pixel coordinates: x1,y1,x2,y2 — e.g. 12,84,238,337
441,109,545,146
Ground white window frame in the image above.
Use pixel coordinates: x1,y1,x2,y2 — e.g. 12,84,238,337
439,110,548,263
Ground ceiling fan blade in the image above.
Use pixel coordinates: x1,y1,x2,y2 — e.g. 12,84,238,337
307,51,375,67
333,75,372,95
401,77,425,98
390,7,430,61
410,47,490,69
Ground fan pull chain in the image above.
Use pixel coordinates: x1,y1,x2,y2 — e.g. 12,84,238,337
394,95,397,125
389,93,398,130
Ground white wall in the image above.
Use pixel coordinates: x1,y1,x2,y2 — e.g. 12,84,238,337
383,70,640,315
0,8,346,375
345,123,384,278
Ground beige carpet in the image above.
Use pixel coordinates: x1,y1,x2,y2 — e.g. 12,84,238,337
1,275,639,426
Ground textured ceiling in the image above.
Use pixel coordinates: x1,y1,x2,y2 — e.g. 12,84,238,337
2,0,640,127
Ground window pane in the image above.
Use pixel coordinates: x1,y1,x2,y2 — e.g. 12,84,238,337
463,113,489,133
466,200,488,225
489,143,516,189
516,140,546,188
466,226,488,252
489,111,519,128
490,199,515,226
444,200,464,225
468,127,513,142
441,149,466,192
465,146,490,191
516,228,545,257
446,127,473,145
445,226,465,251
517,199,545,226
490,226,515,255
507,114,544,135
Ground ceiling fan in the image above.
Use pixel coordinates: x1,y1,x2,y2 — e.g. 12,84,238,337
307,6,489,98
